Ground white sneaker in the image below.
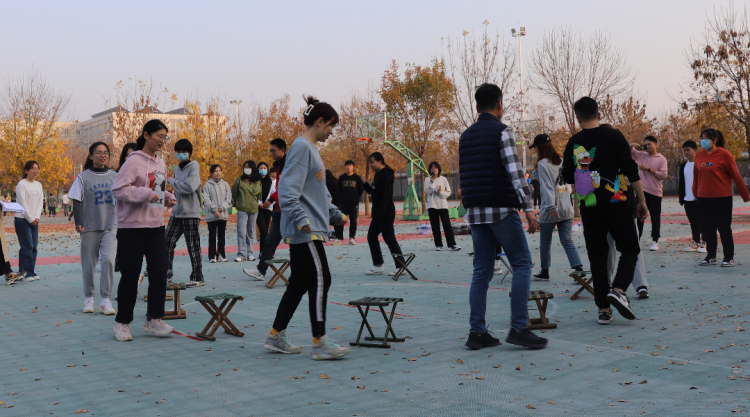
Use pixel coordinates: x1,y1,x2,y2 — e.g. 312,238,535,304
450,245,462,252
697,242,707,253
218,255,228,263
366,265,384,275
264,330,301,354
235,256,246,262
142,318,174,336
435,246,443,251
683,241,699,252
243,268,265,281
22,276,35,282
209,257,217,263
312,335,350,360
248,255,256,261
331,239,342,246
388,269,400,276
32,275,40,281
649,241,659,251
113,323,133,342
83,297,95,313
349,238,356,245
493,262,503,275
99,298,116,315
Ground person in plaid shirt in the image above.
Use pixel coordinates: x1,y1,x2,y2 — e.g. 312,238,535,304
459,83,547,350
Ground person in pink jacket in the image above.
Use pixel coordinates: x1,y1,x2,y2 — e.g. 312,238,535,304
630,136,668,251
111,119,177,342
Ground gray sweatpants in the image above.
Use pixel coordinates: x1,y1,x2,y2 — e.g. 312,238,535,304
81,229,117,298
607,218,648,290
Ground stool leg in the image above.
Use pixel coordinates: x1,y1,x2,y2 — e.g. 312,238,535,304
195,301,218,341
219,298,245,337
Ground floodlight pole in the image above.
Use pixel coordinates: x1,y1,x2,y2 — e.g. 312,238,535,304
230,100,242,121
512,26,527,170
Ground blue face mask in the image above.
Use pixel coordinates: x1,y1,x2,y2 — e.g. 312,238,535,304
175,152,189,161
259,169,268,176
700,139,712,150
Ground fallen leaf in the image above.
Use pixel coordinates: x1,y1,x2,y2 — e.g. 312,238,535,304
320,373,330,379
408,358,417,361
233,368,237,372
548,401,557,404
215,372,221,376
456,359,464,364
612,369,619,373
620,382,633,385
19,369,27,371
66,320,71,323
74,410,90,414
493,364,502,368
333,326,340,330
618,399,627,402
516,365,522,370
357,386,366,389
475,376,485,380
526,404,536,409
67,365,76,368
0,401,4,405
539,377,546,380
639,380,647,384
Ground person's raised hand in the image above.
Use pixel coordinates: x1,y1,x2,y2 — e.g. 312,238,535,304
525,211,538,234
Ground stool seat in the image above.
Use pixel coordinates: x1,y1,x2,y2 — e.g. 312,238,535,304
349,296,406,348
194,294,245,341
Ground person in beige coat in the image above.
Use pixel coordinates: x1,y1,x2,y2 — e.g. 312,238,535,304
425,161,460,251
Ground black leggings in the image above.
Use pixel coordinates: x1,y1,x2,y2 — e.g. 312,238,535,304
683,200,702,243
427,208,456,248
207,220,227,259
698,196,734,260
115,227,168,324
637,192,662,242
367,219,404,267
256,209,272,250
336,202,359,239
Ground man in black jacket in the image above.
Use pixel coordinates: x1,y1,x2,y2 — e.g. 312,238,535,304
677,140,704,252
362,152,404,277
338,160,364,245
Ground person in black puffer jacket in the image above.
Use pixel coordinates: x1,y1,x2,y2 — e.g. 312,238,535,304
362,152,404,276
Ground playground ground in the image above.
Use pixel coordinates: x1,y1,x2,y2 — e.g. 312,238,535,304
1,197,750,416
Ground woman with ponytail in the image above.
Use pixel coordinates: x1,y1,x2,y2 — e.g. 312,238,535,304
68,142,118,315
111,119,177,342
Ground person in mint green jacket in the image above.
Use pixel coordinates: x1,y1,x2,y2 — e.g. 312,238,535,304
231,161,262,262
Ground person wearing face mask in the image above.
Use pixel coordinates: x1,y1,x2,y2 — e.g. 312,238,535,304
232,160,262,262
630,136,668,251
203,164,232,263
165,139,205,287
693,128,750,267
256,162,273,252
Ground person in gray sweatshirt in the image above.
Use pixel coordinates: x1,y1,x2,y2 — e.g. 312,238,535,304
203,164,232,263
528,134,585,281
165,139,204,287
264,96,350,361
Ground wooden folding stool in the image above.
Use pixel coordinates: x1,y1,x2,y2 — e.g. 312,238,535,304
348,297,405,348
391,253,417,281
265,258,290,289
569,270,594,300
194,293,245,341
510,290,557,329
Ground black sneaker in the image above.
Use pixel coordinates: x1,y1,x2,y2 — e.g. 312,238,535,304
572,264,586,278
721,259,735,267
607,289,636,320
598,310,613,325
532,269,550,281
636,286,649,299
699,258,717,266
465,331,501,350
505,328,548,349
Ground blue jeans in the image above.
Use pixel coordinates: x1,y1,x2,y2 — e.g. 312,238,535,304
14,217,38,278
236,211,258,258
539,220,582,270
469,212,532,333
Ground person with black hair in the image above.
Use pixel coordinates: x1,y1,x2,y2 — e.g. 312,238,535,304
362,152,405,276
325,169,342,245
164,139,204,287
47,192,57,217
256,162,273,251
678,140,705,253
425,161,460,251
61,191,70,220
562,96,648,325
14,161,43,282
118,143,138,172
111,119,177,341
68,141,118,315
693,128,750,267
630,136,668,251
204,164,232,263
460,83,546,350
232,160,262,262
337,160,363,245
243,139,286,281
264,96,350,360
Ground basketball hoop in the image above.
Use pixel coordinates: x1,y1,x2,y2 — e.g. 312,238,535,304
356,137,373,144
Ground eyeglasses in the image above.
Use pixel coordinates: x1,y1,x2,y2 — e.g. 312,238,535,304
94,151,110,156
155,135,169,142
269,148,279,154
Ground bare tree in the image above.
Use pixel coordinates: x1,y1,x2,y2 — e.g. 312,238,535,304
529,27,634,135
685,3,750,153
443,20,520,131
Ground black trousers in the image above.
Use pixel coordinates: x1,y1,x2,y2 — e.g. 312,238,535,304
683,200,702,243
367,218,404,267
637,192,662,242
115,227,167,324
533,190,541,207
336,202,359,239
272,241,331,337
257,211,283,275
207,220,227,259
427,208,456,248
581,204,640,310
698,196,734,260
256,208,272,250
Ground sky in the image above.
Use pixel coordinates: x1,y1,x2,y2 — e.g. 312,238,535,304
0,0,743,122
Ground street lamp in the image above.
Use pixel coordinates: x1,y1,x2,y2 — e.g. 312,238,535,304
512,26,527,169
230,99,243,121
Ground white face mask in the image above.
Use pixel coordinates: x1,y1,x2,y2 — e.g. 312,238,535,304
243,168,252,176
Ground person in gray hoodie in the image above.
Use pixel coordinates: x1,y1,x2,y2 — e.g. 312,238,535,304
203,164,232,263
165,139,204,287
528,134,585,281
264,96,350,361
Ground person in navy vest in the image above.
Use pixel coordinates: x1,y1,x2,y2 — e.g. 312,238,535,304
459,83,547,350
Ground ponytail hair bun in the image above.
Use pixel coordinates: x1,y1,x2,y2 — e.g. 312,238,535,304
302,95,339,127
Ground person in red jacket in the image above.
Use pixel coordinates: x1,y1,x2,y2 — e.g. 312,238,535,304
693,128,750,267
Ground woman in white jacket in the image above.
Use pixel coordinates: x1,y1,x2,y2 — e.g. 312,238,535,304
425,162,460,251
203,164,233,263
15,161,44,281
